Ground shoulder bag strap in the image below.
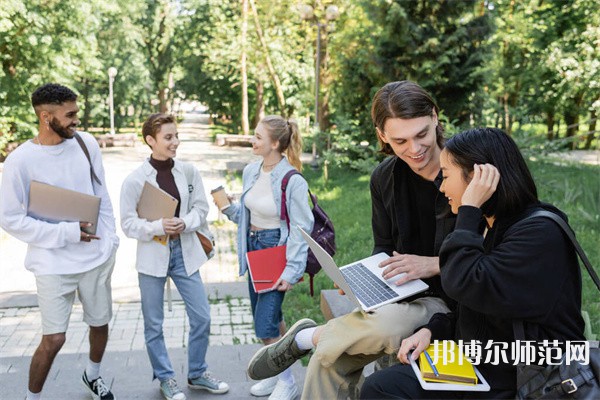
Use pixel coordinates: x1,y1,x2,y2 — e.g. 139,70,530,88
74,132,102,186
514,209,600,340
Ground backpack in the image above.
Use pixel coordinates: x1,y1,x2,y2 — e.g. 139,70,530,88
281,170,336,296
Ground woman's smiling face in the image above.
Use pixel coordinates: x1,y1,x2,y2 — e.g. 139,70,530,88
439,149,470,214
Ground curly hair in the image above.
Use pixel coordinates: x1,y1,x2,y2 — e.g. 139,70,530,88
31,83,78,108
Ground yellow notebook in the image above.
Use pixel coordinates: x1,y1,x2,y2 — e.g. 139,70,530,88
419,341,478,385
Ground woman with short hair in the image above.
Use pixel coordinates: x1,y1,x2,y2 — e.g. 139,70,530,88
120,113,228,400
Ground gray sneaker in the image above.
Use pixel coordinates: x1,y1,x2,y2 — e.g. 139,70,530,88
188,371,229,394
247,318,317,380
160,378,186,400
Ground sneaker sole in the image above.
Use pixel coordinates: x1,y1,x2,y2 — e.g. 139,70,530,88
246,318,316,380
249,378,278,396
187,383,229,394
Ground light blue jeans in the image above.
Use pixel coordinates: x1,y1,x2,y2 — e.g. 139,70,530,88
138,238,210,381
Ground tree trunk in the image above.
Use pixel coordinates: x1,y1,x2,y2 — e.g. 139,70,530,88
249,0,286,115
240,0,249,135
158,88,168,114
564,93,583,149
584,109,597,150
251,79,265,129
82,78,91,132
503,92,511,135
546,111,555,141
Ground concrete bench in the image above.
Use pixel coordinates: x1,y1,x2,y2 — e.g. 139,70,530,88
215,134,253,147
95,133,137,148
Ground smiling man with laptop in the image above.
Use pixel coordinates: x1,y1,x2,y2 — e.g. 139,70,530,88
0,83,119,400
246,81,457,399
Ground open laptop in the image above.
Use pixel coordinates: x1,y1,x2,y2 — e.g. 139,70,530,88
298,227,429,312
28,181,101,235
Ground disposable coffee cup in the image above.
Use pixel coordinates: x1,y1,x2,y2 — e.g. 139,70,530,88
211,186,231,211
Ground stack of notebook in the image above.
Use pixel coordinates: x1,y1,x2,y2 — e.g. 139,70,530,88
409,340,490,391
419,341,478,385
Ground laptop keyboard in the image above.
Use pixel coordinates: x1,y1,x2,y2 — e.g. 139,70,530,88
341,262,398,308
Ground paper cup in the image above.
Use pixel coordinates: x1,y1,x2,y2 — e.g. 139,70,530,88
211,186,231,211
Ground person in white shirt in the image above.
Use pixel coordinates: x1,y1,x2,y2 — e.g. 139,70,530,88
120,113,228,400
0,83,119,400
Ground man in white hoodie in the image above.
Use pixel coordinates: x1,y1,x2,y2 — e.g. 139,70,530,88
0,83,119,400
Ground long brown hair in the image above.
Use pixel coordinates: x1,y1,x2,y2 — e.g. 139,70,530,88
260,115,303,171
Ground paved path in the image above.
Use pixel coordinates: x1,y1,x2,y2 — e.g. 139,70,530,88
0,114,311,399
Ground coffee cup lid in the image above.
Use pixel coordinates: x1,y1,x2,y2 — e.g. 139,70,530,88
211,186,224,193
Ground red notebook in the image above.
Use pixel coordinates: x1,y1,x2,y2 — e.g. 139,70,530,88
246,245,287,293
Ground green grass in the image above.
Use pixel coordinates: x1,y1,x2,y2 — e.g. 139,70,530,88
283,159,600,335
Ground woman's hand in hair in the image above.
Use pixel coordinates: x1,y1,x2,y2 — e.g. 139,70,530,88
379,252,440,285
461,163,500,209
397,328,432,364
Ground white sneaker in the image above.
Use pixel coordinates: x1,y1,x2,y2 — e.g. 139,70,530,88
268,379,298,400
250,376,279,397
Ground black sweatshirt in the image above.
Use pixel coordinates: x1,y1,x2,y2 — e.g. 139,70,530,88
370,156,456,306
427,203,585,392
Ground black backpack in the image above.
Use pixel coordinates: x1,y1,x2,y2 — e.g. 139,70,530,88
280,170,336,296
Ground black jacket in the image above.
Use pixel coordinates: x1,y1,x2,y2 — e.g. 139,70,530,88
370,156,456,306
428,203,585,392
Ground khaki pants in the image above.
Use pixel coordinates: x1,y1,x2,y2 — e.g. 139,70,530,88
301,297,449,400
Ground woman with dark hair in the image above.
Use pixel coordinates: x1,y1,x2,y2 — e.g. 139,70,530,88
361,127,585,399
120,114,229,400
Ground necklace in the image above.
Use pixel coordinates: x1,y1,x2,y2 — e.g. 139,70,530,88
262,159,282,170
35,135,44,146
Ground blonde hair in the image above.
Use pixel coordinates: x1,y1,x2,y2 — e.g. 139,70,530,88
259,115,303,171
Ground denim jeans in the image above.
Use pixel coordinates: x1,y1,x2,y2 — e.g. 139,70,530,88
138,238,210,381
247,228,286,339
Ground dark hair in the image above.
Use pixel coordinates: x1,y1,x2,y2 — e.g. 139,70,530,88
31,83,78,108
371,81,444,155
259,115,303,171
445,127,538,219
142,113,176,148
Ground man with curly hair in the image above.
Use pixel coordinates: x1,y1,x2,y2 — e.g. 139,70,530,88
0,83,119,400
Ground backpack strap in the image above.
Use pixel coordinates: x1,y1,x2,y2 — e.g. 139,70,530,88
280,170,301,228
281,169,317,294
74,132,102,186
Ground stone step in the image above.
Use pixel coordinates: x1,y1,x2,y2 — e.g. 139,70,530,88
1,344,306,400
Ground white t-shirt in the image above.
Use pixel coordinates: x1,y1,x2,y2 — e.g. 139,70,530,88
0,132,119,275
244,169,280,229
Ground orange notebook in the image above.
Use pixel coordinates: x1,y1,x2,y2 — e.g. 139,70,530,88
246,245,287,293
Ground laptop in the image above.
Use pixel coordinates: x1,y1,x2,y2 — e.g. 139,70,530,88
28,181,101,235
298,227,429,312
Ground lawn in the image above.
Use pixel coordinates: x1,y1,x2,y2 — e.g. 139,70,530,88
284,157,600,336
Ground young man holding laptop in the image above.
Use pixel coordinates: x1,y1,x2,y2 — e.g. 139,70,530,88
0,83,119,400
247,81,456,399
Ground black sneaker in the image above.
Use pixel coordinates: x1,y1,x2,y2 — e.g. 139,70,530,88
82,371,115,400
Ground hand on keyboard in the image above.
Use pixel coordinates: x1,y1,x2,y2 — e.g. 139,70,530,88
379,252,440,286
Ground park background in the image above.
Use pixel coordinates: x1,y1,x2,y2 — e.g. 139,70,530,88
1,0,599,333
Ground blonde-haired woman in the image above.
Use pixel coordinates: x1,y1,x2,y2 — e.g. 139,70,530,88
223,116,314,399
